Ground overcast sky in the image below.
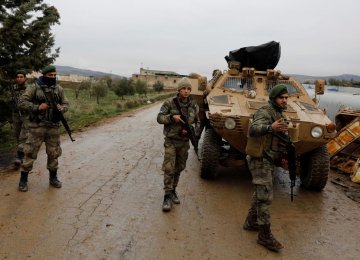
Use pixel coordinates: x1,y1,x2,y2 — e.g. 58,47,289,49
46,0,360,78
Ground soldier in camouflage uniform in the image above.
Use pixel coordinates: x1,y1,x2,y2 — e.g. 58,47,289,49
157,77,199,212
0,70,28,169
243,84,290,252
17,65,69,192
9,70,30,168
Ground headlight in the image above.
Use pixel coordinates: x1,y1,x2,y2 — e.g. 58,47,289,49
311,126,323,138
224,118,236,130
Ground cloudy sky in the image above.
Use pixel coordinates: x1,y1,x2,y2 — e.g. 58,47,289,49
46,0,360,78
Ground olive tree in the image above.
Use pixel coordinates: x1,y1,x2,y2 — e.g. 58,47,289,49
135,80,148,97
153,80,164,93
91,81,108,104
112,78,135,100
75,80,91,99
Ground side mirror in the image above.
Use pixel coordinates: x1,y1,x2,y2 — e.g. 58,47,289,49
315,80,325,95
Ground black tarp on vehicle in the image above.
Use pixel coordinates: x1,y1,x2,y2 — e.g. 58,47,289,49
225,41,281,71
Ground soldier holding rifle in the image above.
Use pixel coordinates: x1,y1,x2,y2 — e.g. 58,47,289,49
17,65,69,192
243,84,291,252
157,77,199,212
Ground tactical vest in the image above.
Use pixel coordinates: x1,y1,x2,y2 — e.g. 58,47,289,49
245,105,287,160
161,97,198,140
30,83,61,124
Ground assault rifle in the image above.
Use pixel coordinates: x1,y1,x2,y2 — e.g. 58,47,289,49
9,85,22,117
43,88,75,142
273,132,296,201
173,97,199,156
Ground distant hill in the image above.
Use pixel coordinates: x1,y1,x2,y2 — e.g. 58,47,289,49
55,65,124,79
289,74,360,83
54,65,360,83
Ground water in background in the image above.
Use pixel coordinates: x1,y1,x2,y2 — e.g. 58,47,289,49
303,84,360,121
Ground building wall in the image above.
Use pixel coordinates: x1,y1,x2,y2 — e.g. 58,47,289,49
131,74,184,90
28,71,91,82
132,68,187,90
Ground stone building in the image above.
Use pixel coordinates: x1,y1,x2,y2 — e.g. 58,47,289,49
28,71,90,82
131,68,187,90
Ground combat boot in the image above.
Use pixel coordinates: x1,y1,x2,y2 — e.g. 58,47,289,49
258,224,284,252
162,193,173,212
171,190,180,204
18,171,28,192
243,210,259,231
49,170,62,188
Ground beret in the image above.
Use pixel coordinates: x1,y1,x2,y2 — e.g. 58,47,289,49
41,65,56,75
269,84,288,99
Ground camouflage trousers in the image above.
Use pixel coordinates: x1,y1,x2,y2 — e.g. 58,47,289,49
12,113,29,153
247,157,275,225
162,137,190,193
21,126,62,172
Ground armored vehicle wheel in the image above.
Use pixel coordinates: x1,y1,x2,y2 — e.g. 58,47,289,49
200,128,222,179
300,145,330,191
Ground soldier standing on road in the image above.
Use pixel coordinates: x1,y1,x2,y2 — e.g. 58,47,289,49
17,65,69,192
9,70,31,169
243,84,290,252
157,77,199,212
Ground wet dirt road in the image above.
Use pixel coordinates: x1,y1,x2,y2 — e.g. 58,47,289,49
0,103,359,260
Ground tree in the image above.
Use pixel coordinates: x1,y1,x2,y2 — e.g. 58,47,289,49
75,80,91,99
153,80,164,93
113,78,130,100
135,79,148,97
0,0,60,125
0,0,60,80
127,79,135,96
90,81,108,104
102,75,112,89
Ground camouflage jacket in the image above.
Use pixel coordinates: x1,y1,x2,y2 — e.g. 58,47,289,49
0,83,30,116
18,77,69,128
157,95,199,141
11,83,31,117
248,100,287,161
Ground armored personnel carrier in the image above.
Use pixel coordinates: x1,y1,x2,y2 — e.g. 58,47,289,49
193,41,337,190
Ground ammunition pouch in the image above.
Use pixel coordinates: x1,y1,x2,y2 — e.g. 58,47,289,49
29,111,41,123
245,135,264,158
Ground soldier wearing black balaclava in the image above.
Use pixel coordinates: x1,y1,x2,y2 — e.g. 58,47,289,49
17,65,69,192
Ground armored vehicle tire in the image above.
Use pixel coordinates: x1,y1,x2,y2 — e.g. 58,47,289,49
300,145,330,191
200,128,222,179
